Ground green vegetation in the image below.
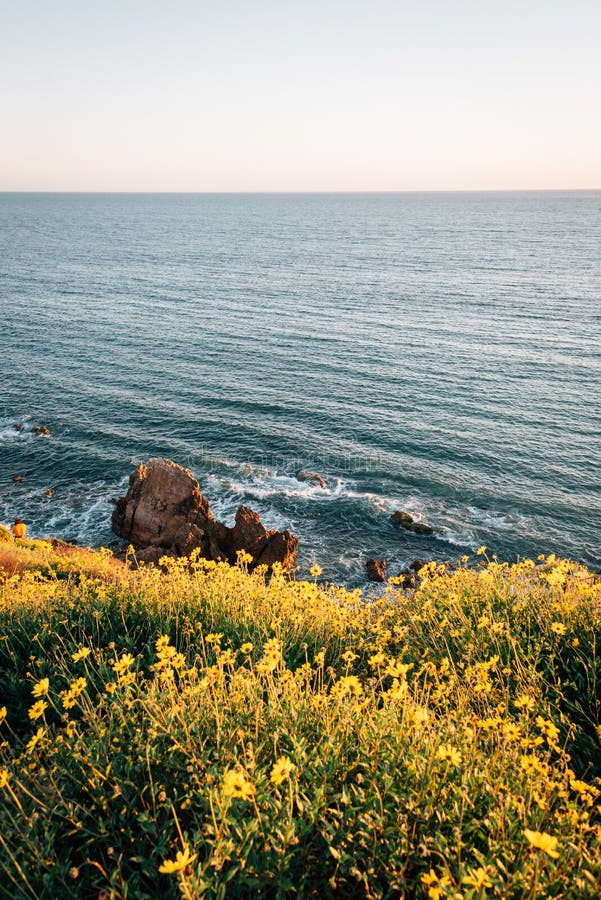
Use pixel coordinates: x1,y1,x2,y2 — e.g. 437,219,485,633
0,537,600,898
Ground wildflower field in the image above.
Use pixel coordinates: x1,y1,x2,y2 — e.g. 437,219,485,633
0,528,600,898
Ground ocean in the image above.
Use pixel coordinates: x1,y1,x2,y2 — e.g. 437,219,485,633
1,191,599,585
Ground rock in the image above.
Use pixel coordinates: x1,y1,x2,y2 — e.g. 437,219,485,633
226,506,268,557
393,559,429,588
44,489,55,497
32,425,51,436
173,523,208,557
366,558,387,582
112,457,298,571
136,546,173,565
253,529,299,571
391,510,433,535
111,458,213,549
13,423,24,431
391,511,413,527
12,475,25,483
411,522,433,535
296,470,327,489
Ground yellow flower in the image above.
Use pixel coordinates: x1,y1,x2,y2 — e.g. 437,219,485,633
421,868,451,899
310,564,322,578
240,642,253,654
256,638,283,674
570,779,595,796
476,546,487,556
437,743,462,767
535,716,560,743
462,867,493,889
520,754,541,775
385,659,413,679
205,633,223,645
72,647,91,662
331,675,363,699
31,678,50,697
0,707,6,724
158,846,197,874
61,677,87,710
222,768,255,801
514,694,535,711
0,769,10,789
26,727,46,753
524,829,559,859
550,622,566,636
502,721,521,742
28,700,48,720
113,652,135,676
270,756,296,786
368,650,386,669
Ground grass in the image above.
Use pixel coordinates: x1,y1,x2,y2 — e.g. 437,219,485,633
0,540,600,898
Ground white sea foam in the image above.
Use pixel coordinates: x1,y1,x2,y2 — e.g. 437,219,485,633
0,415,34,443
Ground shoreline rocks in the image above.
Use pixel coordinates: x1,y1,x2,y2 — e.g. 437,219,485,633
366,558,387,582
111,458,298,571
391,510,433,535
296,470,327,489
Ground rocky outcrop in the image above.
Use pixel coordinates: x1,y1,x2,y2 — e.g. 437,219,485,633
111,458,298,571
296,470,327,489
225,506,298,570
366,558,387,582
394,558,427,587
391,510,433,535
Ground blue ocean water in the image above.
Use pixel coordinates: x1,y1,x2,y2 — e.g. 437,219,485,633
1,192,599,584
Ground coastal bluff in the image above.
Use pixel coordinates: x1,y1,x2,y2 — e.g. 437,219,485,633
111,457,298,570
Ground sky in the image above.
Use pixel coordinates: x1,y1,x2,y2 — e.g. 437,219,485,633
1,0,600,191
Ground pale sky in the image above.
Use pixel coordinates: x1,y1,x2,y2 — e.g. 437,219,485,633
1,0,600,191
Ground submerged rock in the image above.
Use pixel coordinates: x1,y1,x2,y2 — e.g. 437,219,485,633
112,457,298,571
296,470,327,489
32,425,51,436
391,510,433,535
366,558,387,582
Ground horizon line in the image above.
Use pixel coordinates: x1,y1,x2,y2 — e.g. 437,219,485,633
1,187,600,196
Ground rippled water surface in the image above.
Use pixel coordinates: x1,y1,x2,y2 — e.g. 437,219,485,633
1,192,599,583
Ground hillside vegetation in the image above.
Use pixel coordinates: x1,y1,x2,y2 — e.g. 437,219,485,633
0,530,600,898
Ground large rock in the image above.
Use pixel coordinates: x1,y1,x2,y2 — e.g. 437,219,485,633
112,458,298,571
366,558,387,582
